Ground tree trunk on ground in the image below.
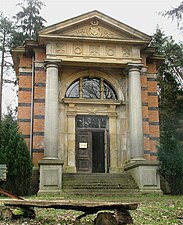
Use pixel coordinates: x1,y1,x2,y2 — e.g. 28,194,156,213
94,212,117,225
114,210,133,224
1,207,13,220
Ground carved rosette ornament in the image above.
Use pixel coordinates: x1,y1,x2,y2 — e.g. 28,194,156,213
106,46,116,57
73,44,83,55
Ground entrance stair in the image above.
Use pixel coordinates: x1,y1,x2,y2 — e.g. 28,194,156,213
62,173,139,196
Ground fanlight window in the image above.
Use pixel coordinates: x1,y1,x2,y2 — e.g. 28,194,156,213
66,77,117,100
76,115,107,128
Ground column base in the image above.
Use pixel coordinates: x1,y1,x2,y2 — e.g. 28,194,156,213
131,157,146,161
63,166,77,173
109,167,123,173
38,158,64,195
124,160,162,193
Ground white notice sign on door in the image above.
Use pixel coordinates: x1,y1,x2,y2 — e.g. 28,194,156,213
79,142,87,148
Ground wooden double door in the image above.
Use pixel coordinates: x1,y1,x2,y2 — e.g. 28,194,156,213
76,129,108,173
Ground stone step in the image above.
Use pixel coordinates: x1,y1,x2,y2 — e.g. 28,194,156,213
62,188,140,196
63,173,133,180
63,179,134,185
64,177,132,180
64,186,137,189
63,173,131,178
62,173,139,193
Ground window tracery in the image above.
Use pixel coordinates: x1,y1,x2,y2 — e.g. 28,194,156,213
65,77,117,100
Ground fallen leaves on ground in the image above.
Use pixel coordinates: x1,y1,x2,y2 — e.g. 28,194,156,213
0,195,183,225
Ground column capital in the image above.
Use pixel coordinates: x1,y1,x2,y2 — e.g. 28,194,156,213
124,63,143,75
45,59,62,68
126,63,144,72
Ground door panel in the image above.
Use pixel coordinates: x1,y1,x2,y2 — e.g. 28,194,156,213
92,132,105,173
76,131,92,172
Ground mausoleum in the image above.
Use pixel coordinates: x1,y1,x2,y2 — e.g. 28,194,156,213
12,11,162,194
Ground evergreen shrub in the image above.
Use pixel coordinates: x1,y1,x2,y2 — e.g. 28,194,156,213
0,112,32,196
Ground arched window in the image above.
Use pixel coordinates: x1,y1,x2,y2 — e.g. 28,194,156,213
65,79,79,98
65,77,117,100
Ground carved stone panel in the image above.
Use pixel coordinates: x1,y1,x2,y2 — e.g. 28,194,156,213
89,45,100,56
56,43,68,54
122,46,132,58
66,20,123,39
106,46,116,57
46,42,141,64
73,44,83,55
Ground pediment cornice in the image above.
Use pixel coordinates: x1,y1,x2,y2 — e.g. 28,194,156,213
38,11,151,45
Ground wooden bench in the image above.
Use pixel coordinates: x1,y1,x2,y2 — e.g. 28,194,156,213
2,199,138,224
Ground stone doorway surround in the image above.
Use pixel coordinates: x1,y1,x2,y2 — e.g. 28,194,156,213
63,98,121,174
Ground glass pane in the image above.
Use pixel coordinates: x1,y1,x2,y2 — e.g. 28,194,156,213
100,117,107,128
104,82,117,99
77,116,107,129
90,117,100,128
83,78,100,99
84,116,99,128
65,80,79,98
84,116,91,128
76,116,83,128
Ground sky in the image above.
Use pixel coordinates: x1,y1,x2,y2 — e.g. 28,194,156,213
1,0,183,40
0,0,183,114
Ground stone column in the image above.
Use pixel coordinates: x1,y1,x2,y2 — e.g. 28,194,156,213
38,59,63,195
44,61,60,159
128,64,144,160
125,65,161,193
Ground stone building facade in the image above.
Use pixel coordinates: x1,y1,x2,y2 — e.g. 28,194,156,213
12,11,162,194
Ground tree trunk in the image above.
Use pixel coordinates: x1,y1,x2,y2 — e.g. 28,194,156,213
94,212,117,225
1,207,13,220
114,210,133,224
0,30,5,121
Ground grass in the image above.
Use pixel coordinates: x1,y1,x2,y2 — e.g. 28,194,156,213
0,194,183,224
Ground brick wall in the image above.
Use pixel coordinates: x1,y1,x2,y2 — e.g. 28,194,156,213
141,64,160,161
32,49,46,166
17,49,46,166
17,56,32,152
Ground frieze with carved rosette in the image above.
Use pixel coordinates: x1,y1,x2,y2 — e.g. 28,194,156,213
47,42,140,61
106,46,116,57
73,44,83,55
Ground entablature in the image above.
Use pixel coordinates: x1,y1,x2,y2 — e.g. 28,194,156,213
45,41,142,66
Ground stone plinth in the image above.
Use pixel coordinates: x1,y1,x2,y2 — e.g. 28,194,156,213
124,160,162,193
38,159,63,195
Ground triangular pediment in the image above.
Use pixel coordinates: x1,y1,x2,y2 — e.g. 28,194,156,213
38,11,151,43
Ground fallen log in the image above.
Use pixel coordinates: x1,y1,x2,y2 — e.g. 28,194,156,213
3,199,138,211
3,199,138,224
94,212,118,225
114,210,133,224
